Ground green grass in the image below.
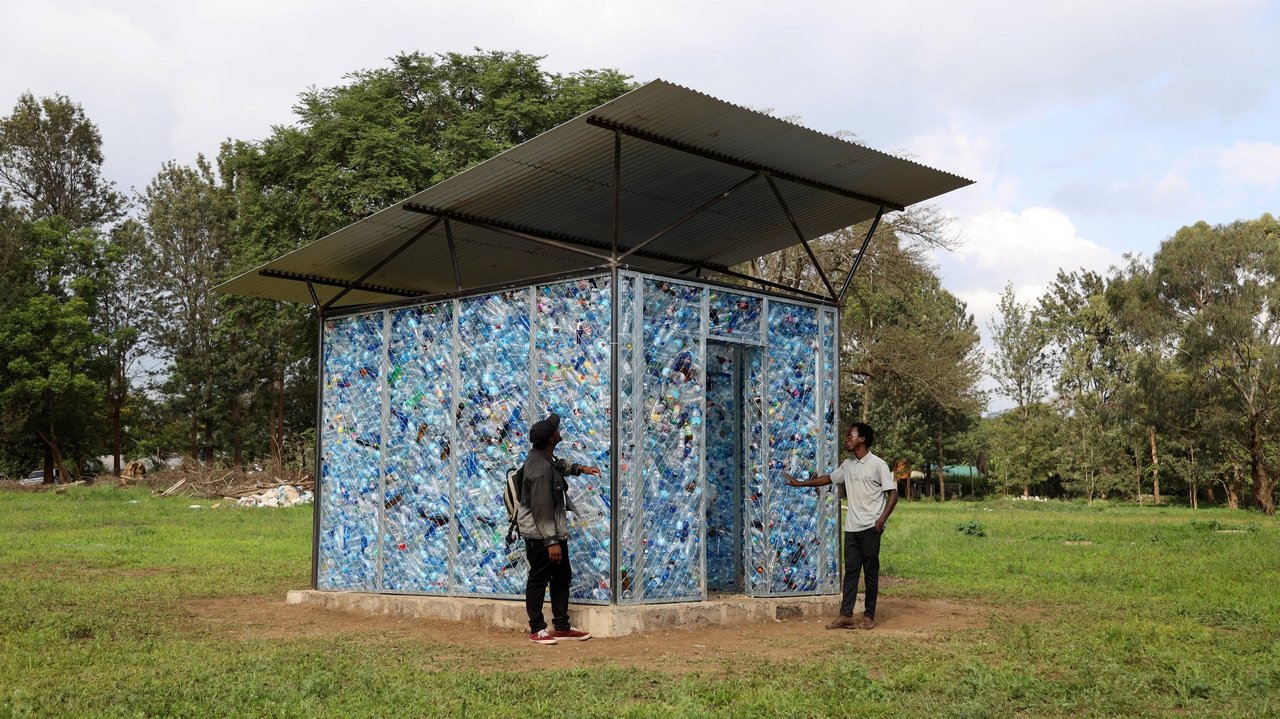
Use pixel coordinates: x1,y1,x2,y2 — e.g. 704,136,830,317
1,487,1278,718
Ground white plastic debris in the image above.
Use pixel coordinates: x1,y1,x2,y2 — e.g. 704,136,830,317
236,485,313,508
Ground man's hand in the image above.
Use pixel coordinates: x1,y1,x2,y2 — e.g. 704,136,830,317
782,471,803,487
547,543,563,564
874,518,886,534
580,465,601,476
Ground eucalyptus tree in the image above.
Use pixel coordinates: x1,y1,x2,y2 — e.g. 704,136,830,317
986,283,1056,496
1150,215,1280,515
1037,269,1133,501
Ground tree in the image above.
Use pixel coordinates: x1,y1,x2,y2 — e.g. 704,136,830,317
92,219,152,475
140,156,232,462
209,50,634,471
1150,215,1280,515
0,92,123,229
1038,269,1131,502
987,283,1053,496
0,217,109,480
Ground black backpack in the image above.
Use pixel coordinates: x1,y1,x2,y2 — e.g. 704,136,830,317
503,466,524,544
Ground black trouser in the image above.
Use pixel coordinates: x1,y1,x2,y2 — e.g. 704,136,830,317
840,528,881,618
525,539,571,633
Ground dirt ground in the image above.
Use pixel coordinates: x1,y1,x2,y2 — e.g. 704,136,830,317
186,590,1021,672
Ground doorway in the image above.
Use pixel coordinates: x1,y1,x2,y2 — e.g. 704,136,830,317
705,341,758,592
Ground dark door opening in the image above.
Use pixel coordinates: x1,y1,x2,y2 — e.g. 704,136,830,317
705,341,757,593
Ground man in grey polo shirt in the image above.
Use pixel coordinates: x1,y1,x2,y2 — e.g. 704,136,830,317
783,422,898,630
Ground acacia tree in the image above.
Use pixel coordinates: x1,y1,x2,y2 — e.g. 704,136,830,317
1151,215,1280,515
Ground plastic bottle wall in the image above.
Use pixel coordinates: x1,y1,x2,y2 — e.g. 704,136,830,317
318,278,612,600
318,312,384,590
318,271,836,603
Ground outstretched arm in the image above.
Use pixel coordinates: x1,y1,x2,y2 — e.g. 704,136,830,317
782,470,833,488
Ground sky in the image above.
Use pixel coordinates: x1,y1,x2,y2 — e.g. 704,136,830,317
3,0,1278,409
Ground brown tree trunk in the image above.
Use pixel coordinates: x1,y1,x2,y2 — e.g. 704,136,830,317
190,412,199,461
1249,415,1276,515
1207,482,1216,505
36,425,71,483
111,363,124,476
203,419,213,465
936,435,946,500
1227,463,1242,510
231,396,243,471
1135,447,1143,505
1149,426,1160,504
272,373,286,470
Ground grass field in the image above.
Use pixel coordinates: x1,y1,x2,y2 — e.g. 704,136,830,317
1,486,1277,718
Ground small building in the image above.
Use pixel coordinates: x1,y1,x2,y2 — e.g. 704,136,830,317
220,81,971,606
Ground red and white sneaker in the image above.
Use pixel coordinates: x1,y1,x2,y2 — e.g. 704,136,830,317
553,627,592,641
529,629,558,645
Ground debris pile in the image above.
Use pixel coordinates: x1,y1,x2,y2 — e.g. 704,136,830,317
235,484,313,508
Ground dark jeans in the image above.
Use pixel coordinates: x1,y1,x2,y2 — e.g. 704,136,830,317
840,528,882,618
525,539,571,633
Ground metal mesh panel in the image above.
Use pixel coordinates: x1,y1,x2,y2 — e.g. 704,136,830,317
383,304,455,593
707,290,763,344
818,308,841,592
534,277,612,602
743,344,770,594
616,275,641,602
762,301,822,594
453,290,531,596
625,277,706,602
318,312,384,591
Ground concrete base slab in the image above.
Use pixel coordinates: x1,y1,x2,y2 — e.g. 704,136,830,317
286,590,860,638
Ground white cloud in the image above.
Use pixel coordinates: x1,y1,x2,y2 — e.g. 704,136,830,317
1218,141,1280,187
939,206,1122,343
957,208,1116,271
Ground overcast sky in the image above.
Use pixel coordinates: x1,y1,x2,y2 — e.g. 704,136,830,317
4,0,1278,408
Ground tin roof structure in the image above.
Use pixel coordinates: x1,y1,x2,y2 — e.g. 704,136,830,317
217,80,973,310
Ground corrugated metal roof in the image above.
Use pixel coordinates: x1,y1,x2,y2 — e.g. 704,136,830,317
217,80,973,308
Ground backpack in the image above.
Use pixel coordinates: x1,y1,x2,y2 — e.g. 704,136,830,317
503,466,524,544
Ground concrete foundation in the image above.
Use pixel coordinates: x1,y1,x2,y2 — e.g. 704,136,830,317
286,590,859,638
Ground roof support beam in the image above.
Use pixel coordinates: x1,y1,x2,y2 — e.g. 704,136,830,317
585,116,906,212
305,282,321,313
259,269,422,298
612,131,621,261
765,175,839,302
837,206,885,305
321,217,442,310
694,264,832,304
401,203,707,269
617,171,761,263
444,219,463,291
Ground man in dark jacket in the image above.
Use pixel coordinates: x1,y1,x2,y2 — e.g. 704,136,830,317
517,412,600,644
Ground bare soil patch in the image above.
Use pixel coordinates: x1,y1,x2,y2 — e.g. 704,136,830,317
185,595,1014,672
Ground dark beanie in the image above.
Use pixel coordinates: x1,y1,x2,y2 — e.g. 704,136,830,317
529,412,561,448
